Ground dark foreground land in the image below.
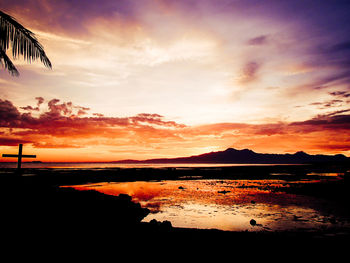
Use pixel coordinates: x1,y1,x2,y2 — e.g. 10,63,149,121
1,164,350,254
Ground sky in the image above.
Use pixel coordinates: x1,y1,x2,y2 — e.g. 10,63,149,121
1,0,350,161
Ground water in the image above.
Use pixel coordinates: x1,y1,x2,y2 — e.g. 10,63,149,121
67,179,350,232
0,162,290,169
2,162,347,232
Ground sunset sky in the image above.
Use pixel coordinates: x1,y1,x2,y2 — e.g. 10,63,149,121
1,0,350,162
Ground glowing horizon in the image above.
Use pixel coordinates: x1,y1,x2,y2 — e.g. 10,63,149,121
1,1,350,161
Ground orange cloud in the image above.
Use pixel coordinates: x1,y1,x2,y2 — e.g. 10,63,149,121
1,98,349,161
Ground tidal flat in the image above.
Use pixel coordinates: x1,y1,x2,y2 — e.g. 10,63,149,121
1,164,350,250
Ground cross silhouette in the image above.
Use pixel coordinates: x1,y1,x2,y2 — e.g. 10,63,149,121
2,144,36,169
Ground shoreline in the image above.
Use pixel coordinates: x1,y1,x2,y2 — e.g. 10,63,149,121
1,163,348,182
1,164,349,247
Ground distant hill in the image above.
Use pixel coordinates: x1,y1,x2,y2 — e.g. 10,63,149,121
113,148,349,164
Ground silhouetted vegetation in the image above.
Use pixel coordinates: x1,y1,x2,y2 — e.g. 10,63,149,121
0,10,51,76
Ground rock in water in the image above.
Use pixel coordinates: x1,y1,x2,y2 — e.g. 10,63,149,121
250,219,257,226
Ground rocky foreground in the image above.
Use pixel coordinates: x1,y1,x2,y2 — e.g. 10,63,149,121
1,165,349,254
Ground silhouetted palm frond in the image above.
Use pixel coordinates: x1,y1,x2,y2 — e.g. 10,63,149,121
0,49,19,76
0,10,52,76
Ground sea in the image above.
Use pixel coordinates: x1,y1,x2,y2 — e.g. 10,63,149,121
0,162,281,169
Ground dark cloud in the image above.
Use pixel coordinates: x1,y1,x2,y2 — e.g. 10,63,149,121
309,99,343,109
326,109,350,116
130,113,185,128
20,105,40,111
35,97,44,106
314,144,350,151
0,137,32,146
0,98,186,148
47,99,72,116
309,102,323,106
323,100,343,107
191,111,350,138
20,97,45,112
0,99,21,124
307,90,350,110
74,105,90,111
314,72,350,89
329,91,350,98
247,35,268,46
36,99,92,120
289,71,350,95
291,111,350,129
77,109,88,116
240,61,260,83
1,97,349,154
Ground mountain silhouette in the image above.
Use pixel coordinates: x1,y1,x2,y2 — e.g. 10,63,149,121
114,148,349,164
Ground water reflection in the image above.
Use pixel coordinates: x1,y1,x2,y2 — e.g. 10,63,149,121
68,179,349,232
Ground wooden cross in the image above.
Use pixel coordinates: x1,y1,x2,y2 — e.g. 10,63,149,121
2,144,36,169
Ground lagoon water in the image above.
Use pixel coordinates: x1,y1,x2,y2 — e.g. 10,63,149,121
2,162,348,232
68,179,350,232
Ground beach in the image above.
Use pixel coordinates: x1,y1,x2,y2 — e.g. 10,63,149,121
1,164,349,252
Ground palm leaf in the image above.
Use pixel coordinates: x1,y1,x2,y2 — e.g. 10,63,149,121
0,49,19,76
0,10,52,72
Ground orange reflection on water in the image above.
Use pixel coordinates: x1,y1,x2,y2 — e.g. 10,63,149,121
68,179,347,231
72,181,169,212
70,180,292,210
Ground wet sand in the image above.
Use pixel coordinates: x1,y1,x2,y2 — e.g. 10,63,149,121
1,164,349,252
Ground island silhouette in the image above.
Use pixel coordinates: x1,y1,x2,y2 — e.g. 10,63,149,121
113,148,349,164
